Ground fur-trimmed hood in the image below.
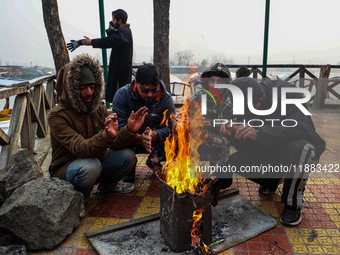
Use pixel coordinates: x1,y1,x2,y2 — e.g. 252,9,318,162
56,54,105,113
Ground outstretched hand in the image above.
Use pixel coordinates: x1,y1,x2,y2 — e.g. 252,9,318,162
66,40,83,52
81,36,92,46
105,113,118,139
127,106,148,133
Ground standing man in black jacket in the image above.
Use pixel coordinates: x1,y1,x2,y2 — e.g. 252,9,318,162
67,9,133,103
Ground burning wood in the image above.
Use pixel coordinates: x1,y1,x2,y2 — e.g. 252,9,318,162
191,208,213,254
149,97,219,254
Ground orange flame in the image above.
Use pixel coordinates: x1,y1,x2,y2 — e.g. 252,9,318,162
191,208,210,253
162,96,210,253
160,109,169,126
162,97,207,194
182,65,199,84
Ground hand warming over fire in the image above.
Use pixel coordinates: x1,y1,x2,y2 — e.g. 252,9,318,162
142,127,152,153
234,124,258,140
127,106,148,133
220,122,258,140
219,121,234,136
105,113,118,139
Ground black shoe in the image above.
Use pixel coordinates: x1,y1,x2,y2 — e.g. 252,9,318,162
280,205,302,226
259,185,277,194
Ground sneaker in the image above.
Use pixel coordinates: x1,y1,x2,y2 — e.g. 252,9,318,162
114,181,134,194
259,185,277,194
280,205,302,226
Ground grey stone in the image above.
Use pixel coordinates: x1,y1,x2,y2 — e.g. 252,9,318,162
0,227,25,247
0,149,43,203
0,178,84,250
0,245,26,255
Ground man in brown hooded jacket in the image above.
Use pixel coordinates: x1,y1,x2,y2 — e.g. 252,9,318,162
48,54,147,198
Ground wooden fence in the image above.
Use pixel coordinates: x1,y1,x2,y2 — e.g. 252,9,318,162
0,75,56,170
227,64,340,108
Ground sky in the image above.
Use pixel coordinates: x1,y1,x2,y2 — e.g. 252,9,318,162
0,0,340,69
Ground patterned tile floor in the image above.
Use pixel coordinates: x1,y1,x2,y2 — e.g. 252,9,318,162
30,113,340,255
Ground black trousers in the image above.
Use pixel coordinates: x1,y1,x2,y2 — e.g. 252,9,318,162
221,139,316,209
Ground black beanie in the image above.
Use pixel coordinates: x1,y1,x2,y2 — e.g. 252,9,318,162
231,77,264,104
201,63,231,78
80,66,96,85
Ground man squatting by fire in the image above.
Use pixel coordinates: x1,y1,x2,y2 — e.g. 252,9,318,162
196,64,326,226
112,64,176,184
48,54,148,198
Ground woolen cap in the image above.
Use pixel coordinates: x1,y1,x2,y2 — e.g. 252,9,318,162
231,77,264,104
201,63,231,78
80,66,96,85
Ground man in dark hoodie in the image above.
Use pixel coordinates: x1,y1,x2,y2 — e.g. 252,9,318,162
112,64,176,183
48,54,147,198
67,9,133,102
218,77,326,226
195,63,233,167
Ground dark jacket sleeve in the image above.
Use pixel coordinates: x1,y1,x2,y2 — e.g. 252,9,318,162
230,104,326,158
48,112,113,159
110,125,137,150
112,88,131,130
91,28,130,49
255,105,326,158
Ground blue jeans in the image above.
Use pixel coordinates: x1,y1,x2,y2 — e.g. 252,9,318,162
65,149,136,198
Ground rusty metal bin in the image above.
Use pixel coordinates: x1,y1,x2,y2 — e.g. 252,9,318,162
159,180,212,252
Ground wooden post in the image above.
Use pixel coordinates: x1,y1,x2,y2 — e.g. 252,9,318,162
0,94,27,169
4,98,9,109
20,93,34,152
313,65,331,109
46,79,56,109
251,67,258,79
32,84,47,138
299,66,305,88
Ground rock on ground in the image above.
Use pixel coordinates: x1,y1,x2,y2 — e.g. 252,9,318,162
0,149,43,203
0,177,83,250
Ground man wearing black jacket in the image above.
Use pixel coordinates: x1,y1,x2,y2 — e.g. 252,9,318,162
219,77,326,226
67,9,133,103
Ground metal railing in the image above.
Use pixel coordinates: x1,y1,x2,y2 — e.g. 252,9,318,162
1,64,339,170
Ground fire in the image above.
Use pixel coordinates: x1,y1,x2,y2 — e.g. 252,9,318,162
162,97,207,194
161,96,212,254
191,209,210,253
182,65,199,85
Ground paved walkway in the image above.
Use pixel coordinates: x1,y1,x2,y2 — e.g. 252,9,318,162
30,112,340,255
